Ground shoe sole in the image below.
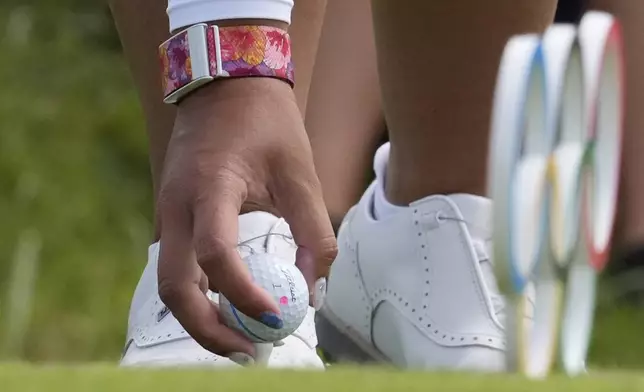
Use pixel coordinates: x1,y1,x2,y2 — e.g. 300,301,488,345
315,307,388,364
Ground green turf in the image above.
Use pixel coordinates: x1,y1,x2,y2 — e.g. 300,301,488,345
2,365,644,392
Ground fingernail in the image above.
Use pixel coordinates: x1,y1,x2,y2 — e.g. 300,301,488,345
258,311,283,329
230,352,255,367
314,278,327,311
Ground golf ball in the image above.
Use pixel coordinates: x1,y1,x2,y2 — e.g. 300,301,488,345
219,253,309,342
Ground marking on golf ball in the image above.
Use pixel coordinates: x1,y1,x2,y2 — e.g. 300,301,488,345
219,253,309,343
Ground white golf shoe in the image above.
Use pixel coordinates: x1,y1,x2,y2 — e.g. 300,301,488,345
316,143,507,371
121,212,324,369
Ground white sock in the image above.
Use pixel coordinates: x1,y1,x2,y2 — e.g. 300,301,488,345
373,143,407,219
371,143,491,221
374,181,407,219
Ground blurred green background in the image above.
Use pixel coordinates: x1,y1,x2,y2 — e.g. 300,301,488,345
0,1,151,361
0,0,641,369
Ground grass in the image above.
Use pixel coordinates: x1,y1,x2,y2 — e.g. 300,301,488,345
1,299,641,391
3,365,644,392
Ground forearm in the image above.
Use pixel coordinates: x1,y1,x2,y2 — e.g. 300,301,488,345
110,0,330,233
109,0,176,205
111,0,295,120
109,0,298,189
168,0,327,113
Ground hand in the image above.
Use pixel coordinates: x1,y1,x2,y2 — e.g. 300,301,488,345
156,78,337,359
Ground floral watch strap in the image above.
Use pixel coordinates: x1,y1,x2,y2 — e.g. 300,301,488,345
159,24,294,103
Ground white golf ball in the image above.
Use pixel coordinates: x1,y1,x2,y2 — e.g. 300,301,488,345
219,253,309,343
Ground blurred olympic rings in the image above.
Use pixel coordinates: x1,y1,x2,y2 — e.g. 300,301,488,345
487,11,624,378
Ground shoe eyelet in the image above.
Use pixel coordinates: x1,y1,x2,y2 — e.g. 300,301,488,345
435,211,445,223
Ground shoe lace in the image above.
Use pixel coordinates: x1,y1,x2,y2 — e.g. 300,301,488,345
475,235,535,322
437,214,534,320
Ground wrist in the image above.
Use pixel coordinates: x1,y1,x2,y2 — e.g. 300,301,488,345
174,78,298,138
178,76,294,109
160,23,294,104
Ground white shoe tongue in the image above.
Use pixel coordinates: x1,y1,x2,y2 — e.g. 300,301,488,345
238,211,282,242
237,212,296,264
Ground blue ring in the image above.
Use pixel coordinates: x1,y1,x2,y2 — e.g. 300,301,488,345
506,43,549,292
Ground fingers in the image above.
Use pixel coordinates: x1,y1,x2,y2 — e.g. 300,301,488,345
198,270,209,293
274,171,338,285
192,184,283,329
157,198,254,356
295,247,328,309
295,247,316,295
